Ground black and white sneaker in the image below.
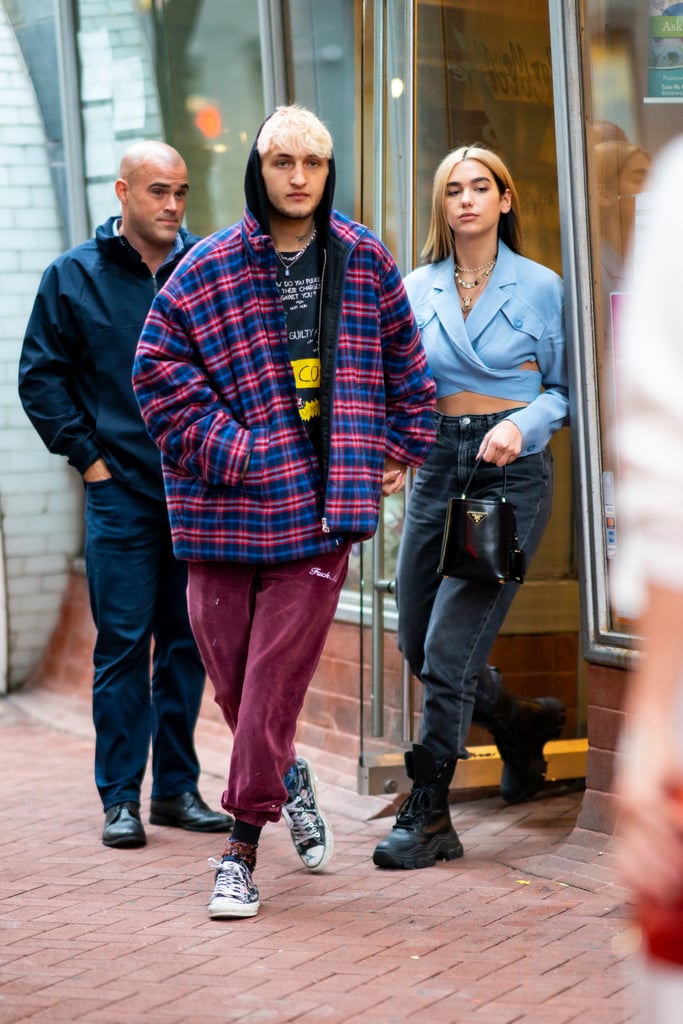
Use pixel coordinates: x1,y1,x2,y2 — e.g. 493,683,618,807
282,756,333,873
207,857,259,919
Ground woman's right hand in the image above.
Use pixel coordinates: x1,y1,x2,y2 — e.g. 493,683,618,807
477,419,522,466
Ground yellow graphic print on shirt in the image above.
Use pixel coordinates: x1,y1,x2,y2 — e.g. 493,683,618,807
276,244,322,454
291,357,321,423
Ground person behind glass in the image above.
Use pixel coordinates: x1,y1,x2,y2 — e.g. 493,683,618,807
373,144,570,870
132,105,436,918
594,139,650,301
18,141,233,849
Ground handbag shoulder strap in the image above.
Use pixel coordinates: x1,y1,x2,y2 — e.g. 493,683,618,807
461,458,508,500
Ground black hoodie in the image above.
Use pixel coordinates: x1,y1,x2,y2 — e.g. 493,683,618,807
243,116,337,255
242,118,348,473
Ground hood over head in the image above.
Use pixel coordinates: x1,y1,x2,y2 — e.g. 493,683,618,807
244,112,336,249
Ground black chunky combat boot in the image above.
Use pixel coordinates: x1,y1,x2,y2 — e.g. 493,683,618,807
486,688,566,804
372,744,464,869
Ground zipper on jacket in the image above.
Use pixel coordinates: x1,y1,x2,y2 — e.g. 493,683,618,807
317,235,357,541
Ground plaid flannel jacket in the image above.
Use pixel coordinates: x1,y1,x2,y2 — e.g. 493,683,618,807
133,208,435,563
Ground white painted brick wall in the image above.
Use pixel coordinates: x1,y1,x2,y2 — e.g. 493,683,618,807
0,0,163,691
77,0,162,227
0,4,82,691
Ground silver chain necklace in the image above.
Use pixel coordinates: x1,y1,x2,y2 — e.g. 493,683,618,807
454,257,496,317
275,226,317,277
455,256,497,274
453,257,496,290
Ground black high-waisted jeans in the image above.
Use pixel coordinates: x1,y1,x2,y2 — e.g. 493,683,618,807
396,410,554,762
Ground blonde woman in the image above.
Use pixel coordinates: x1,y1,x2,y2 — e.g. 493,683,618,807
374,145,570,870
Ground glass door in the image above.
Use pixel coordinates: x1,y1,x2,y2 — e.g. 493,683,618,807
359,0,586,796
553,0,683,663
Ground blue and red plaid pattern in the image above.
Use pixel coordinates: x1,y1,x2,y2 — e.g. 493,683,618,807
133,209,435,563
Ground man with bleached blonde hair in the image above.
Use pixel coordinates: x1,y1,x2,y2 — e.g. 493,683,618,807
19,140,233,849
133,106,436,918
256,102,333,159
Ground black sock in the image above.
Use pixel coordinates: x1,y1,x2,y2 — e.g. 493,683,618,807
230,820,262,846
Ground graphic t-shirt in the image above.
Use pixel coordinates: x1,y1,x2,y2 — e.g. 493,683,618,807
275,241,322,456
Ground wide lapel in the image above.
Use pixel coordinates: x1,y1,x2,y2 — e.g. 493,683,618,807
430,256,477,360
464,241,516,344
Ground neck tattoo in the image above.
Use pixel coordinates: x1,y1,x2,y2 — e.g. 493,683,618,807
275,225,317,277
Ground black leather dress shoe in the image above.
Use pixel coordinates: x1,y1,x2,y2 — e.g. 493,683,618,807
149,792,234,832
102,802,146,848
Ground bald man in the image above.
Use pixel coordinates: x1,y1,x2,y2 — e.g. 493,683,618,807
19,141,233,847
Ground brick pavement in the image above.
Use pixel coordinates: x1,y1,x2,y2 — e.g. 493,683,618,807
0,687,640,1024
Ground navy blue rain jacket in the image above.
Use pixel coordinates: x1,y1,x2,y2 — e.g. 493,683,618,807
18,217,199,501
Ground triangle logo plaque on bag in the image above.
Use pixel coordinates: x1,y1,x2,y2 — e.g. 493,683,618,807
467,510,488,525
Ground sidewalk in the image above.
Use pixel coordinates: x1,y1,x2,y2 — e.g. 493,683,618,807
0,685,638,1024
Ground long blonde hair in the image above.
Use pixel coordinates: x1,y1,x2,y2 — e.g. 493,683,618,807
421,145,523,264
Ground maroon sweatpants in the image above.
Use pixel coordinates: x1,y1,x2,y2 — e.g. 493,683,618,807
187,543,351,827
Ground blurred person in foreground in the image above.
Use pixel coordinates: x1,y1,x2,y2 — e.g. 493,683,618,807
613,134,683,1019
19,141,232,848
132,105,435,918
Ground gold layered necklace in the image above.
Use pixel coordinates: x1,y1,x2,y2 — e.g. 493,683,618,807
275,225,317,277
454,255,496,316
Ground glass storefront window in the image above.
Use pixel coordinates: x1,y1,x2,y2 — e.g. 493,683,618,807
285,0,358,220
349,0,576,633
358,0,583,771
577,0,683,646
415,0,561,275
412,0,575,609
154,0,265,235
75,0,264,235
75,0,164,228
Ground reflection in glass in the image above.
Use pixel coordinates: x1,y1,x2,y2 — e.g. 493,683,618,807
581,0,683,636
156,0,264,235
285,0,357,220
415,0,560,274
594,140,651,324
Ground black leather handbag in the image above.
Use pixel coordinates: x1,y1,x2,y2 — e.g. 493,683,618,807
438,459,526,584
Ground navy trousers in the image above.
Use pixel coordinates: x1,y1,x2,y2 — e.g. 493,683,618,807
84,478,205,810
